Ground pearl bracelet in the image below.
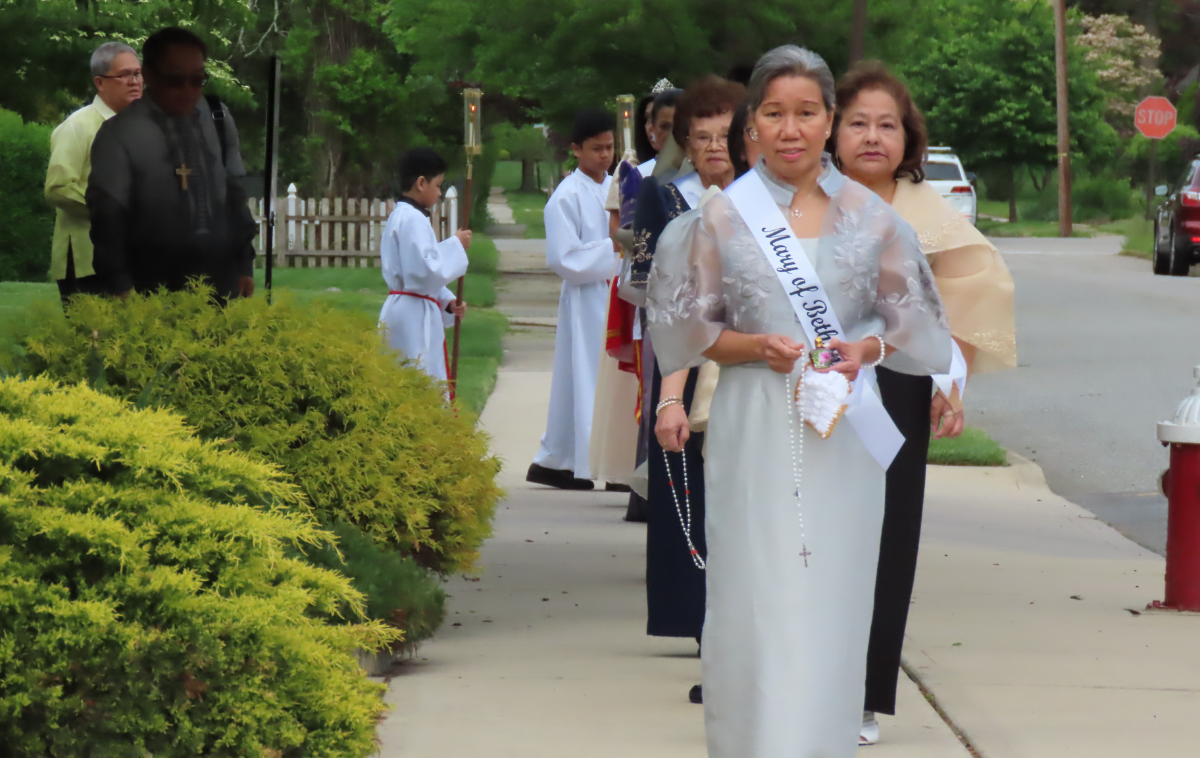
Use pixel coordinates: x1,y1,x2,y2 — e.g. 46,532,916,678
656,396,684,414
865,334,886,369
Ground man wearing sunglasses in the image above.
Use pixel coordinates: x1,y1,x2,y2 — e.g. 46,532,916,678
87,27,257,301
44,42,142,304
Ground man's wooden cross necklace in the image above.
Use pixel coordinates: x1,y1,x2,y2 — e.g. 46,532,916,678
176,164,193,191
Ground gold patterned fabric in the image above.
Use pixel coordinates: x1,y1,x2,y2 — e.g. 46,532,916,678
891,178,1017,375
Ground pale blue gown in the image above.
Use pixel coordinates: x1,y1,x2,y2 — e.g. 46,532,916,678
646,159,951,758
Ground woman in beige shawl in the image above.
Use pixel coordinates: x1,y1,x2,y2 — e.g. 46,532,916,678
831,62,1016,746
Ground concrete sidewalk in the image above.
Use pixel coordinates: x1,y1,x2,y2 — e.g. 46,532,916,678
911,460,1200,757
377,234,1199,756
377,366,966,757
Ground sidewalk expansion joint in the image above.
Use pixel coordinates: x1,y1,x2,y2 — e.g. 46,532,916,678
900,659,986,758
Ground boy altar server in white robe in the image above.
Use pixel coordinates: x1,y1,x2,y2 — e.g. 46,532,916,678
527,109,618,491
379,148,470,382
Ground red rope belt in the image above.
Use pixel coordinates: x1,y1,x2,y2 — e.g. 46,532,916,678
389,290,454,401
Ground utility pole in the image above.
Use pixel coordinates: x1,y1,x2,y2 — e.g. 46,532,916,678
1053,0,1072,237
850,0,868,66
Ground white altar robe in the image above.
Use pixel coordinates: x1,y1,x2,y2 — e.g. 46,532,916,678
378,200,468,381
533,169,617,479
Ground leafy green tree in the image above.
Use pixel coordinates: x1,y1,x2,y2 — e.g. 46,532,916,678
903,0,1114,222
393,0,950,135
493,123,551,191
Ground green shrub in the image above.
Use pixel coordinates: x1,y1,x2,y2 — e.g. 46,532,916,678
471,139,501,230
1071,172,1137,222
1129,125,1200,189
0,108,53,282
0,376,394,756
1014,169,1139,223
14,286,503,574
307,522,446,648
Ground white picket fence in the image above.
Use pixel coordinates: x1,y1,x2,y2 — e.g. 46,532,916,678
248,183,459,268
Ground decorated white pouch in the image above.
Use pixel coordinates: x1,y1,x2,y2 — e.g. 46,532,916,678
795,367,852,439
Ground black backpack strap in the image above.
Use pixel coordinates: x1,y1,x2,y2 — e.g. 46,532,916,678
205,94,228,166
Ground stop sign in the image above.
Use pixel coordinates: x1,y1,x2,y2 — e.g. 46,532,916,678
1136,96,1177,140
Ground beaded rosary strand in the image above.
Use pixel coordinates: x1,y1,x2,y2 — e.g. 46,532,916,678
663,448,706,570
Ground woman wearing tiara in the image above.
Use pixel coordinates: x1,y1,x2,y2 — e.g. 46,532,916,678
598,79,682,520
646,46,950,756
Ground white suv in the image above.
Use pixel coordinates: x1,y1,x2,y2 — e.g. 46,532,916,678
923,147,977,226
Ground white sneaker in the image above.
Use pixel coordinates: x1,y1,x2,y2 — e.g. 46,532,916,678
859,711,880,746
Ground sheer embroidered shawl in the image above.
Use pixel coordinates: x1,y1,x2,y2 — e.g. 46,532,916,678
646,160,951,379
892,178,1016,375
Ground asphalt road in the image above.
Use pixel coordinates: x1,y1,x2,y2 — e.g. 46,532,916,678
967,237,1200,555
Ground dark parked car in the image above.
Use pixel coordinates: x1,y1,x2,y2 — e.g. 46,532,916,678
1154,157,1200,276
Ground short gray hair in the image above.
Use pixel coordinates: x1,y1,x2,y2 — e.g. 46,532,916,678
747,45,836,114
90,42,138,78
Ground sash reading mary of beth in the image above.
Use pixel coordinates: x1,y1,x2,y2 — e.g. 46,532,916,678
725,169,905,470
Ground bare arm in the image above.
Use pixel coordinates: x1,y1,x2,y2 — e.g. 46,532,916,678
702,331,805,374
658,369,689,403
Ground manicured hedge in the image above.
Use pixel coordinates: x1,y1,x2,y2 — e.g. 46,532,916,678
0,376,394,756
14,286,503,574
0,108,53,282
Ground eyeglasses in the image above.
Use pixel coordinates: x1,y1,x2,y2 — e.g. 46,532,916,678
160,72,210,89
689,132,730,149
98,70,143,84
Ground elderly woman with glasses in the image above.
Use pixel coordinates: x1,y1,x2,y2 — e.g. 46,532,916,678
646,46,951,757
625,75,745,668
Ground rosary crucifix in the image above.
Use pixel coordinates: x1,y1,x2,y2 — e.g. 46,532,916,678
176,164,192,191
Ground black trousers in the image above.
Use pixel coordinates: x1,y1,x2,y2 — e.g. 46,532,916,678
55,243,106,305
645,362,707,638
864,367,933,715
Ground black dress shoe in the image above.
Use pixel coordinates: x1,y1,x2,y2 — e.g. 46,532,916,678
624,493,648,522
689,684,703,704
526,463,594,490
605,482,633,493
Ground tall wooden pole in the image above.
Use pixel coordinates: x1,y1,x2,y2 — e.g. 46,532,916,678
849,0,869,66
262,55,281,303
1146,140,1157,220
1054,0,1073,237
449,162,471,399
450,88,482,400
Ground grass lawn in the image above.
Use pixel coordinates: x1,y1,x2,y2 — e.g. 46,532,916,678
977,213,1155,259
1096,217,1154,259
0,234,508,416
976,198,1011,220
928,425,1008,467
493,160,550,239
977,218,1092,238
506,191,549,238
493,160,557,194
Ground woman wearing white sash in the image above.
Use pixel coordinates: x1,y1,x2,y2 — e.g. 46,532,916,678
646,46,950,757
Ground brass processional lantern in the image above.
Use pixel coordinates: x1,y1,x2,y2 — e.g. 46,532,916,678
616,94,635,160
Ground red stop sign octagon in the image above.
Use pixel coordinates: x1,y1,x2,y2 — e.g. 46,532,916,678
1136,96,1177,140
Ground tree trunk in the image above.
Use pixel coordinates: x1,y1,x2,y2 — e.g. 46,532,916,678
1008,164,1018,223
519,159,537,193
849,0,869,66
307,0,361,197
